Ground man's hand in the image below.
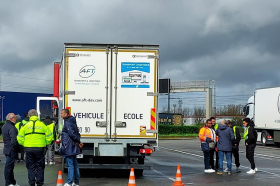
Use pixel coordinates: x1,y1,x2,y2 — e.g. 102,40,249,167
246,143,248,146
79,143,84,148
206,137,212,143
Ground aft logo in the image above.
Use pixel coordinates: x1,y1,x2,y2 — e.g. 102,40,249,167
79,65,96,78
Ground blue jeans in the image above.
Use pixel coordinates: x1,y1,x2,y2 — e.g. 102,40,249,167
203,151,210,169
218,151,232,172
65,155,80,184
5,150,17,186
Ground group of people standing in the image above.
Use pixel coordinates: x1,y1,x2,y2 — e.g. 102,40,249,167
199,117,257,175
1,109,83,186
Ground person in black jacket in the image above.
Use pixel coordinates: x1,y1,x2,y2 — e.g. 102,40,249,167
224,120,241,173
60,109,83,186
243,118,258,174
2,113,20,186
216,120,235,175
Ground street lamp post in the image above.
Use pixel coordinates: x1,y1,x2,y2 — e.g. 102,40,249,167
0,96,5,121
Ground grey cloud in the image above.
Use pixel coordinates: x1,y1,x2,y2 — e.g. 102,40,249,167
1,0,280,108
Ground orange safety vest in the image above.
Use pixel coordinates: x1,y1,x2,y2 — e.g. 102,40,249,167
199,127,217,142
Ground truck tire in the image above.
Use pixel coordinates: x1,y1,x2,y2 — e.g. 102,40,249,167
62,157,68,173
135,169,144,176
135,157,144,176
261,132,267,146
275,142,280,147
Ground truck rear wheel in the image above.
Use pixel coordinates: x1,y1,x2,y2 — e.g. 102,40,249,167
135,157,144,176
261,132,267,146
135,169,144,176
62,157,68,173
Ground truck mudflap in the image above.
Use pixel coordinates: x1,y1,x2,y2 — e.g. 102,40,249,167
77,164,153,170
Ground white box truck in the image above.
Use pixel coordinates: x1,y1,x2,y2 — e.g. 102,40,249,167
244,87,280,146
37,43,159,174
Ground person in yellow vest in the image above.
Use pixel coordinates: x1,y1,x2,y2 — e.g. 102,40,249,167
15,114,25,163
224,120,241,173
209,116,219,171
21,112,29,125
44,116,57,165
243,118,258,174
17,109,52,186
199,119,217,173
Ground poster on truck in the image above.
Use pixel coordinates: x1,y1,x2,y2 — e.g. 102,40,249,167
121,62,150,88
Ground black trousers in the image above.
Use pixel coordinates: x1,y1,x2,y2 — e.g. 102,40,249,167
209,149,219,169
25,148,45,186
5,150,17,186
232,145,240,167
19,145,25,160
246,144,256,169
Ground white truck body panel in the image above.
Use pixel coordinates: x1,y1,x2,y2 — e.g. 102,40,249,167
66,49,109,137
111,50,157,138
63,47,158,139
254,87,280,129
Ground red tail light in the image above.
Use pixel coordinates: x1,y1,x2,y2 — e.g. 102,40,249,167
140,149,153,154
267,135,272,139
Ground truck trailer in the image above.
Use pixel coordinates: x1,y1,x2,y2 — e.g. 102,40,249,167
244,87,280,146
37,43,159,174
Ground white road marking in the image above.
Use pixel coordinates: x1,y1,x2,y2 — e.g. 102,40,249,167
152,169,194,185
152,169,175,182
239,150,280,160
257,146,279,150
161,146,280,178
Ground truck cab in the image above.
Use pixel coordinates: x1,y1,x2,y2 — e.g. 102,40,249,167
244,96,254,120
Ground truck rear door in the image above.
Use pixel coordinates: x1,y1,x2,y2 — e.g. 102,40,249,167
111,48,158,139
65,48,111,138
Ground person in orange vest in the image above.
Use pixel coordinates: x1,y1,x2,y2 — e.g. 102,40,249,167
199,119,217,173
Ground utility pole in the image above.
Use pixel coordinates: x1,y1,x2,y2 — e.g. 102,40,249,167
178,100,183,114
168,93,170,113
173,104,176,113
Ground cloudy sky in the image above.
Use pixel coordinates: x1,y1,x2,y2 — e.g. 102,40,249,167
1,0,280,111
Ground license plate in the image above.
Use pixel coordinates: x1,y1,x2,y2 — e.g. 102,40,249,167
76,154,83,158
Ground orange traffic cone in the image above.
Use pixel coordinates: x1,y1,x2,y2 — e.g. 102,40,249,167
56,170,63,186
172,165,185,186
128,168,136,186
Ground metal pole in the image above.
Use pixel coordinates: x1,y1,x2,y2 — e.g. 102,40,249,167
167,93,170,113
1,97,3,121
173,104,176,113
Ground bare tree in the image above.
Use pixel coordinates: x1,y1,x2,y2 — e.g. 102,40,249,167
161,106,168,113
193,107,205,124
216,104,244,116
182,107,192,116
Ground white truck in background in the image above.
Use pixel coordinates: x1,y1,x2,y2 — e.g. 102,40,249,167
244,87,280,146
37,43,159,175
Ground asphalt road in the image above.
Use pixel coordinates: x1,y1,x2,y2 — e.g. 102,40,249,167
0,140,280,186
